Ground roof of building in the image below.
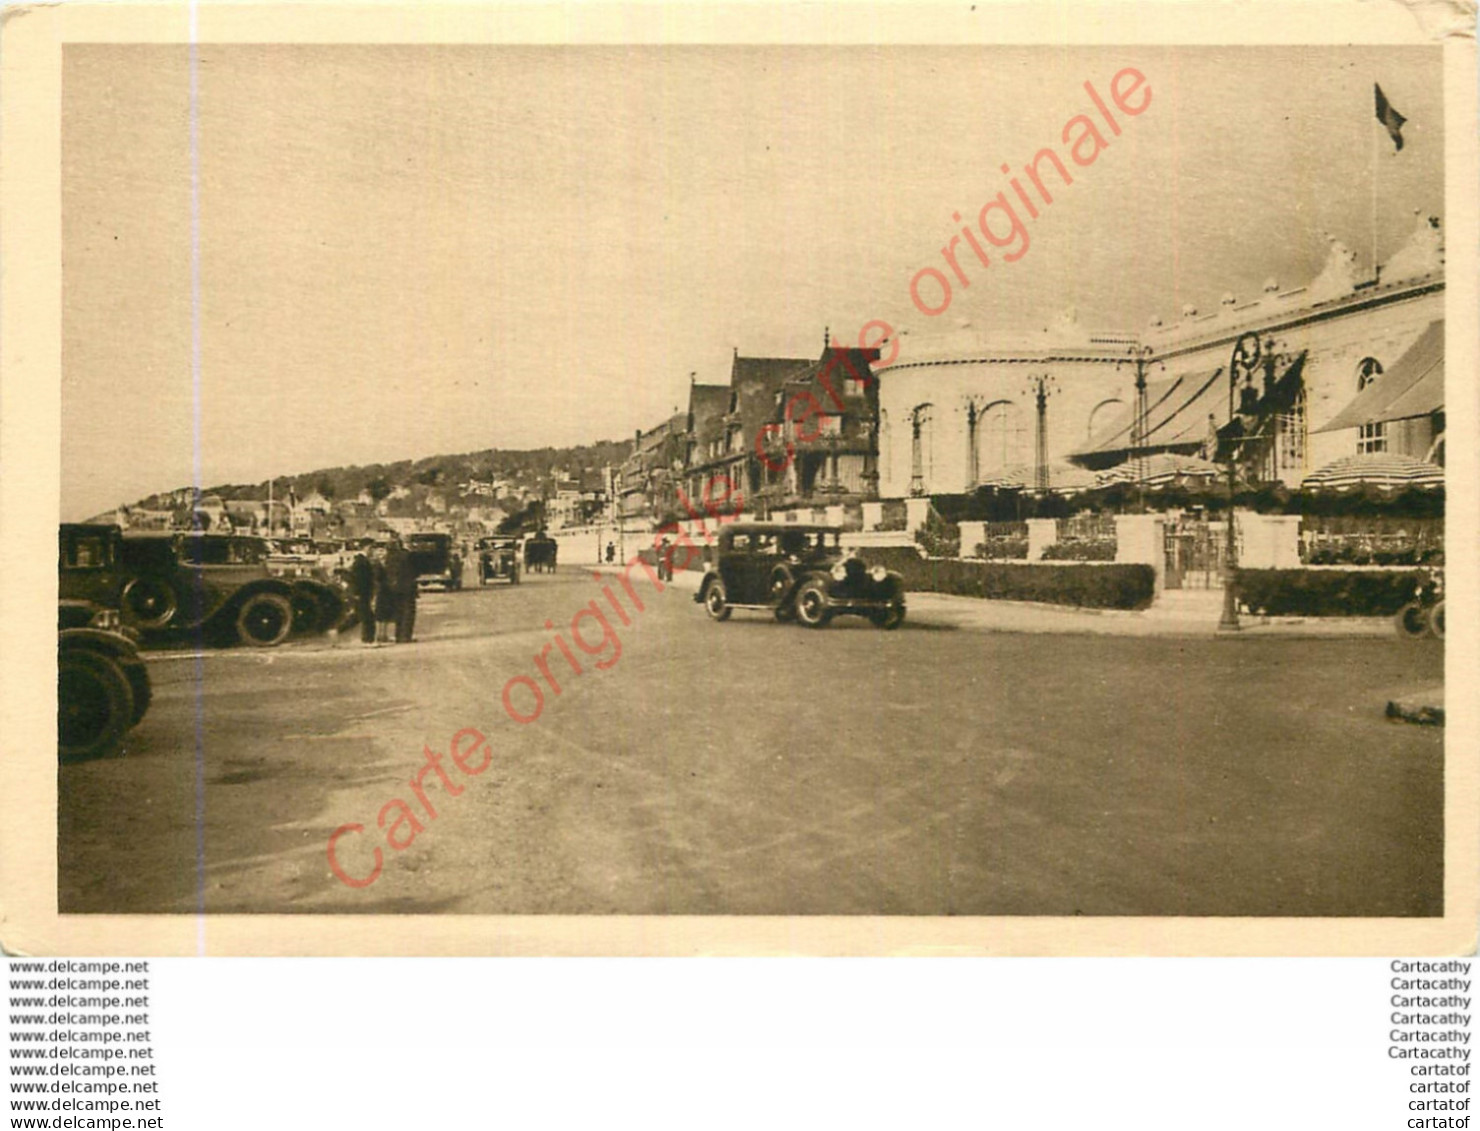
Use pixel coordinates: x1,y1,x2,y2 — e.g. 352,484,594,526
688,382,733,447
730,355,813,447
1315,321,1444,434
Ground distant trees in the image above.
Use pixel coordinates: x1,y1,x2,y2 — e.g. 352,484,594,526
367,476,393,503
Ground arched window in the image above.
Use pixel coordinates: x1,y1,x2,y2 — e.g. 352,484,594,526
1357,357,1383,391
979,401,1026,474
1087,398,1126,440
1276,387,1307,476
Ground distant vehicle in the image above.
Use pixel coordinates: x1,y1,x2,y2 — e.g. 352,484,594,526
694,523,906,629
111,530,341,646
1396,568,1445,639
407,532,463,590
476,535,521,586
58,600,151,762
524,534,558,574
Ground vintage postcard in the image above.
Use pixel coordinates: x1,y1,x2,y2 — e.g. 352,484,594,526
1,2,1475,955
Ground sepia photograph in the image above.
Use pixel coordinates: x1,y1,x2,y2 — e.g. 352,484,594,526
28,28,1467,941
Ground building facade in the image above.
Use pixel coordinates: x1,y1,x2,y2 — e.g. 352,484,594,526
877,215,1445,499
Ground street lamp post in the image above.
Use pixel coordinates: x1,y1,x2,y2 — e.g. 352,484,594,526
1218,333,1264,632
1023,373,1057,492
908,403,933,497
1127,344,1156,511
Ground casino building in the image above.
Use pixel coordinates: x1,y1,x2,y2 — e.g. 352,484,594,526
876,212,1446,500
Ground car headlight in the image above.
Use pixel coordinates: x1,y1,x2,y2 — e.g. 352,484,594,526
831,562,848,581
89,607,121,631
869,565,888,583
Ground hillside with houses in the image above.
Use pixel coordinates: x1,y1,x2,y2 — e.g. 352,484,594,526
96,439,632,540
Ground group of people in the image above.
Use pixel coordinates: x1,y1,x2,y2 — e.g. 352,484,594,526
348,537,419,645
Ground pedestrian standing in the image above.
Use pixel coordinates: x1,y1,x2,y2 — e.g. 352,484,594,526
350,539,376,644
606,540,616,564
371,544,397,645
388,537,420,643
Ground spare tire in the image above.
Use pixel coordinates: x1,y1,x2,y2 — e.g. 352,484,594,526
235,591,293,647
121,576,178,631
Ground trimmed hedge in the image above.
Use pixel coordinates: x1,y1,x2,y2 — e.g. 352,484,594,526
1235,568,1426,617
861,546,1155,610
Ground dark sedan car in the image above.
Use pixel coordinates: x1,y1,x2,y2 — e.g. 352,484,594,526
408,532,463,590
476,536,521,585
693,522,906,629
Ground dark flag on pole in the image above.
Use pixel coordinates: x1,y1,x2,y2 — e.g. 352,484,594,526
1374,83,1406,151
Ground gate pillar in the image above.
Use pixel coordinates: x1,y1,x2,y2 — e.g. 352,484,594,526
1115,513,1166,590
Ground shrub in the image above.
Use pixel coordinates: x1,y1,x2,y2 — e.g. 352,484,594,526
1041,541,1117,562
973,536,1029,561
859,546,1154,610
1235,568,1428,617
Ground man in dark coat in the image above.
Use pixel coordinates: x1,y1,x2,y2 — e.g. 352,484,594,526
349,539,376,644
386,537,419,643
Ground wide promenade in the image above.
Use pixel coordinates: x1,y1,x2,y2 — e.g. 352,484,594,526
58,566,1444,917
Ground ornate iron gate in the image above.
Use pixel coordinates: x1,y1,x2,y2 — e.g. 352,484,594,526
1163,517,1225,590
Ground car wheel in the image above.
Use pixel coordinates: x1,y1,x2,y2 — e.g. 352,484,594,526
289,590,322,635
1427,600,1445,639
703,578,732,622
58,649,136,763
236,592,293,647
120,576,178,631
1395,602,1429,639
793,578,831,628
768,564,796,601
120,658,152,726
869,602,906,630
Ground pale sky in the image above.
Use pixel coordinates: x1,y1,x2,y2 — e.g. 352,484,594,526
61,45,1443,519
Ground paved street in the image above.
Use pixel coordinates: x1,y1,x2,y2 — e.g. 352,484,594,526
59,567,1444,917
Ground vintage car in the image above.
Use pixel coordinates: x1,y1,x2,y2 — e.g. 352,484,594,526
114,530,341,646
475,535,521,585
58,600,151,762
407,532,463,590
1396,568,1445,639
523,534,559,574
694,523,906,629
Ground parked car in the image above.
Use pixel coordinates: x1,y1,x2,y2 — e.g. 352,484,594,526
476,535,521,585
265,537,355,631
1395,568,1445,639
407,532,463,590
59,523,130,609
58,600,151,762
694,523,906,629
115,531,338,646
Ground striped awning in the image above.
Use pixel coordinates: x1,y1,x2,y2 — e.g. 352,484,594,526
1301,452,1444,490
1095,452,1223,487
1315,322,1444,434
976,462,1099,492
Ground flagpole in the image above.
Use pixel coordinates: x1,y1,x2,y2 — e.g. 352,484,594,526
1371,85,1379,283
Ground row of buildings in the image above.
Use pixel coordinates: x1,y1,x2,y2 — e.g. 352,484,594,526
614,211,1446,528
616,339,885,527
